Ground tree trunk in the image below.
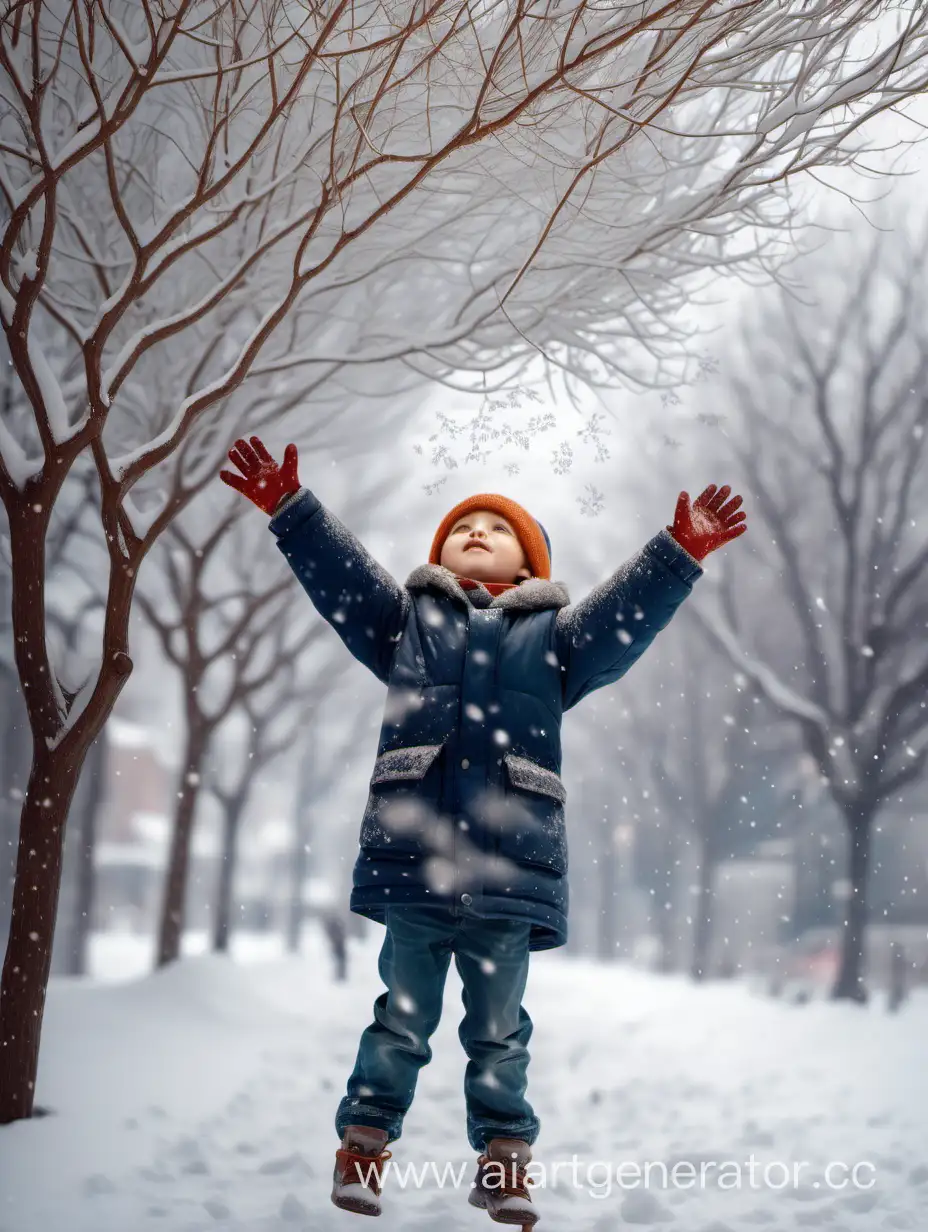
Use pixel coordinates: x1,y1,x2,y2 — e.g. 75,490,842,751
831,805,873,1003
156,718,210,968
0,746,81,1122
213,785,249,954
0,666,30,945
286,815,310,955
63,733,107,977
286,746,317,955
596,813,619,962
0,493,135,1123
655,822,678,974
690,829,715,982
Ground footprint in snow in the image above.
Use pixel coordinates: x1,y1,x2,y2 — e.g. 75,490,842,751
794,1209,833,1226
257,1152,314,1177
882,1212,917,1228
620,1189,675,1223
180,1158,210,1175
137,1166,173,1183
787,1182,829,1203
837,1190,879,1213
279,1193,309,1222
83,1174,116,1196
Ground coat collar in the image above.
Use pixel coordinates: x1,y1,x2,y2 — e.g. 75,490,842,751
404,563,569,611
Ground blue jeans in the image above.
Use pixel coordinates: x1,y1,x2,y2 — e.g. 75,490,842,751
335,904,539,1152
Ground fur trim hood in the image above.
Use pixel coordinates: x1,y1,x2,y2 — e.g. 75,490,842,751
405,563,569,611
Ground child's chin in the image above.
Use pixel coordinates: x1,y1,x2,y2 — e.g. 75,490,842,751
459,560,510,584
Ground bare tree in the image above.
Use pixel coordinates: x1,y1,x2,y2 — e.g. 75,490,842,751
138,498,311,965
141,443,396,966
286,716,364,956
53,731,107,977
209,688,306,957
692,223,928,1001
641,640,763,979
207,597,362,955
4,0,928,1124
0,661,28,946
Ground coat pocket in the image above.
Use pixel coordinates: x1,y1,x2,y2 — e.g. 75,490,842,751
497,753,568,874
360,742,447,855
370,744,444,785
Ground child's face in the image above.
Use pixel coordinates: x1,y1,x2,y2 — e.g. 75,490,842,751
439,509,531,584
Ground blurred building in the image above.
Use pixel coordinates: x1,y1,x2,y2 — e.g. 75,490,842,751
89,717,349,945
707,839,794,976
93,717,221,932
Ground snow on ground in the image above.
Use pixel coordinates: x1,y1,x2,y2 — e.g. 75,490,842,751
2,926,927,1232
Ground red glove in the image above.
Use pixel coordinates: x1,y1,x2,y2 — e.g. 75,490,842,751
219,436,300,515
668,483,747,561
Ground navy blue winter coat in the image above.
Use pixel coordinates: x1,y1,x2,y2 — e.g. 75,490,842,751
270,488,703,951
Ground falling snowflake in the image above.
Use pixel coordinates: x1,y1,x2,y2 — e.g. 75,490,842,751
417,388,592,488
430,444,458,470
577,484,604,518
576,412,611,462
552,442,573,475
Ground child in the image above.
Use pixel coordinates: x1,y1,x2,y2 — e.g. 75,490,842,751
220,436,747,1226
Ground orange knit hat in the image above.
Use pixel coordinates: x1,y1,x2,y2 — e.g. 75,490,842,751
429,493,551,581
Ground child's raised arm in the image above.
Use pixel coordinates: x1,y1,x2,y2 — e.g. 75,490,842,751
555,484,746,709
220,437,408,683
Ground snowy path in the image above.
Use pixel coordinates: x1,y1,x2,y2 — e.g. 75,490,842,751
2,929,927,1232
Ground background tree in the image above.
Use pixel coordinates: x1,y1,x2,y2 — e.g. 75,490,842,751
639,633,790,981
138,502,291,965
139,409,398,963
205,607,364,955
691,221,928,1001
555,404,806,976
286,711,368,957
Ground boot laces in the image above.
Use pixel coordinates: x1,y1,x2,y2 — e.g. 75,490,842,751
336,1145,393,1192
477,1153,535,1198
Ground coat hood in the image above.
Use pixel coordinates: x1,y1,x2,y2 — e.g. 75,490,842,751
405,563,569,611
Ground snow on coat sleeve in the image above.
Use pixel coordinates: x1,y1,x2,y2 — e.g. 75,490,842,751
555,527,703,711
269,487,409,683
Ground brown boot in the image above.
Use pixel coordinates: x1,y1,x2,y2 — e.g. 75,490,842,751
331,1124,393,1216
468,1137,538,1226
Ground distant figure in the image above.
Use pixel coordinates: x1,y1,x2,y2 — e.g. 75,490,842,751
717,953,737,980
888,941,908,1014
324,912,348,983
